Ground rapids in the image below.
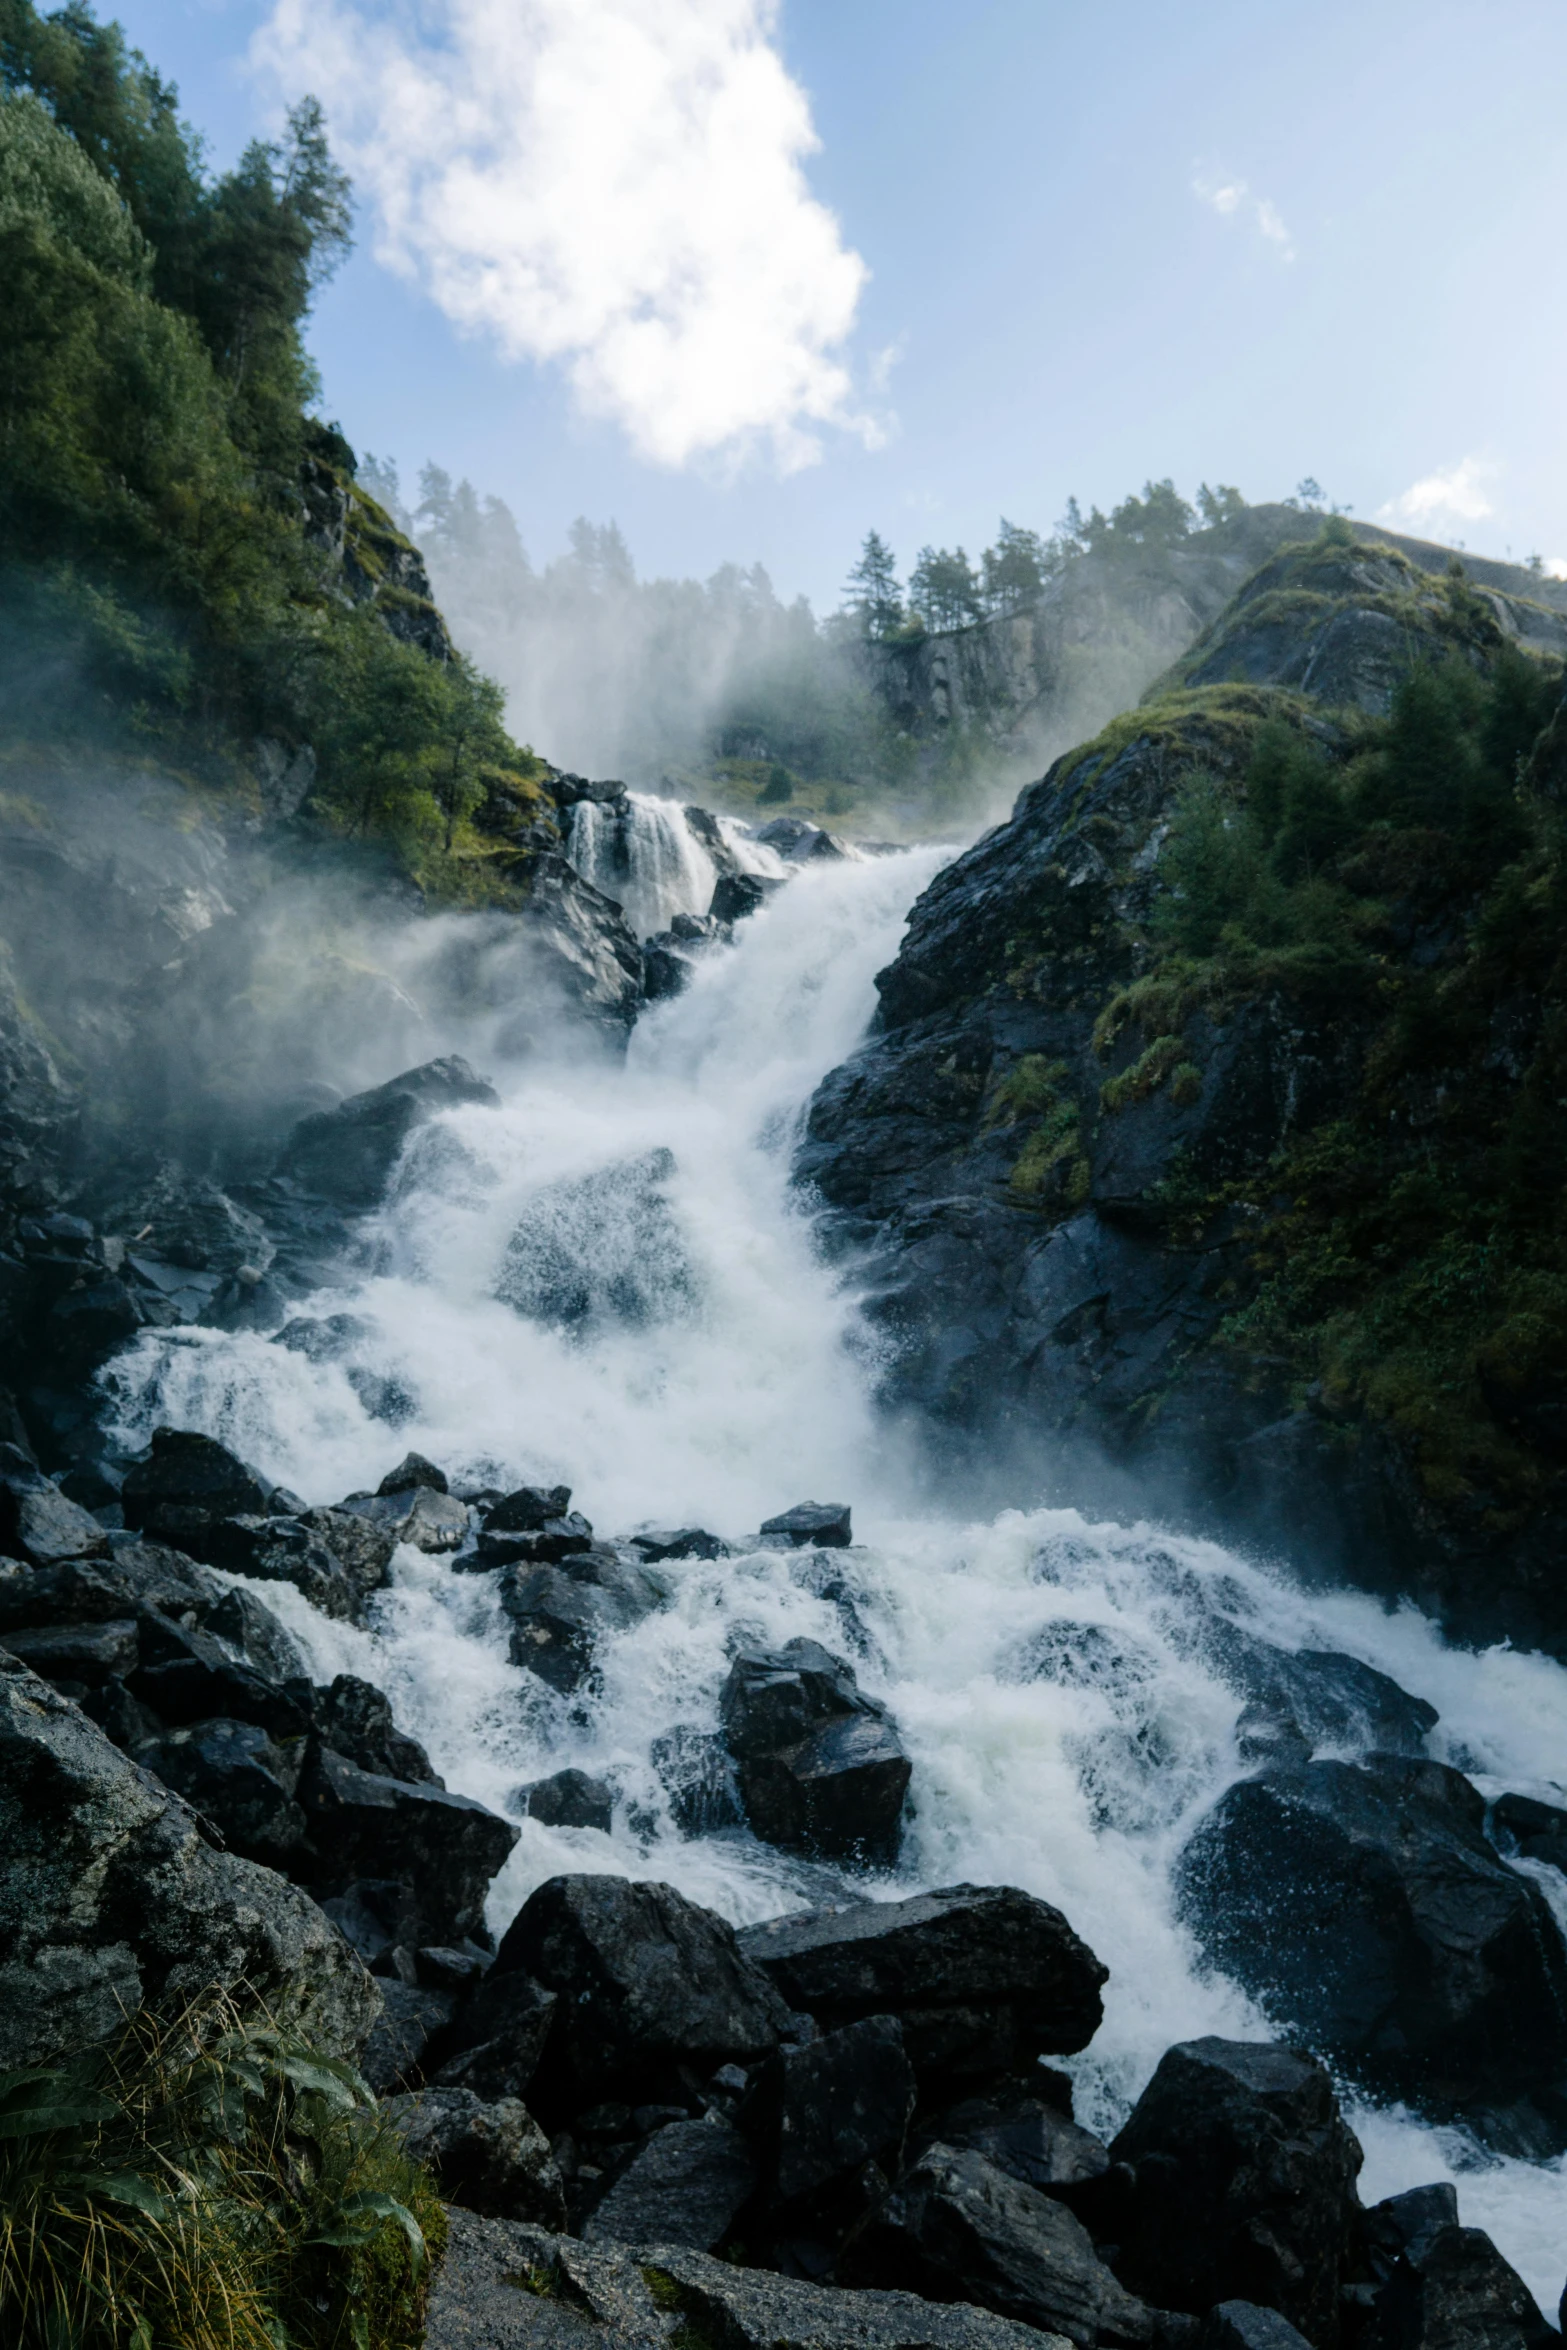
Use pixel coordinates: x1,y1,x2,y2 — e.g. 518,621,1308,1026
101,843,1567,2313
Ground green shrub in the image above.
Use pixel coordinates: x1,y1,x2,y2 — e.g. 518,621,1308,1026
0,1990,443,2350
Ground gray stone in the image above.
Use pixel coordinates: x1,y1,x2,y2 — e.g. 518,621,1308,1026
275,1057,499,1209
299,1744,518,1943
1199,2309,1313,2350
340,1483,469,1552
0,1653,378,2067
137,1715,308,1863
1366,2223,1553,2348
721,1638,909,1864
583,2114,756,2249
361,1978,456,2094
2,1616,138,1682
0,1468,112,1565
762,1501,854,1549
385,2086,566,2227
841,2143,1151,2347
426,2209,1073,2350
522,1768,614,1831
744,2014,917,2204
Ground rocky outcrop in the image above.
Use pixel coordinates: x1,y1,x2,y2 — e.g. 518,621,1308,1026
798,538,1567,1650
720,1637,911,1863
0,1651,378,2067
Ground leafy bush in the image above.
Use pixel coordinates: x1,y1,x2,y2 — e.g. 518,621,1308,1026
0,1990,443,2350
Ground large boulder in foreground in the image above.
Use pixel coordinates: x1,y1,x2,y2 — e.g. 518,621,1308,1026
1365,2220,1553,2348
274,1055,500,1209
841,2143,1152,2349
1108,2038,1362,2346
1177,1757,1567,2136
738,1885,1107,2092
491,1873,795,2119
0,1652,377,2066
427,2208,1076,2350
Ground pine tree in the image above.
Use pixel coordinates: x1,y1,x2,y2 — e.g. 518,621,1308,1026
845,530,903,639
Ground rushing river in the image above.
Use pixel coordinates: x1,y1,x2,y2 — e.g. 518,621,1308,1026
102,834,1567,2315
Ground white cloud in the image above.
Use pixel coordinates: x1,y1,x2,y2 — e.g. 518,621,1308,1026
252,0,874,471
1192,170,1295,262
1377,455,1499,535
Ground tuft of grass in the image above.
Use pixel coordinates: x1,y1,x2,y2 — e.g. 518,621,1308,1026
0,1988,443,2350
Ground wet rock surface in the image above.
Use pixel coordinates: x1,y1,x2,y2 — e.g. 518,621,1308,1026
1177,1758,1567,2137
582,2114,757,2249
385,2086,567,2227
721,1637,911,1863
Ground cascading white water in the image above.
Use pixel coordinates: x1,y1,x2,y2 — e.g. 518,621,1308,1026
102,849,1567,2312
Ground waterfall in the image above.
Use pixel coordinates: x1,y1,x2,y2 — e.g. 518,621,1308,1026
100,848,1567,2311
567,793,718,936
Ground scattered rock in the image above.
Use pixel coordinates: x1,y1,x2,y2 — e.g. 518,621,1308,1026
339,1482,469,1551
710,871,782,925
743,2014,917,2205
275,1056,499,1210
1198,2308,1312,2350
841,2143,1152,2348
583,2114,757,2249
522,1768,614,1832
1207,1631,1439,1762
721,1637,910,1864
476,1512,595,1567
120,1427,272,1546
498,1552,664,1692
2,1616,138,1681
433,1969,560,2102
762,1501,854,1549
299,1505,398,1602
739,1887,1108,2090
1,1451,112,1565
137,1715,308,1863
314,1672,443,1785
361,1979,456,2094
0,1653,378,2068
1492,1790,1567,1874
379,1450,449,1495
129,1610,312,1738
1177,1758,1567,2131
1365,2222,1553,2348
652,1724,746,1835
484,1485,574,1533
1108,2037,1363,2344
918,2092,1112,2219
491,1873,795,2119
298,1744,518,1943
199,1513,362,1619
386,2086,566,2227
631,1527,729,1562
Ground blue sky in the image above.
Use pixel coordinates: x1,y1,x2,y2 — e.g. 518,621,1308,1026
111,0,1567,607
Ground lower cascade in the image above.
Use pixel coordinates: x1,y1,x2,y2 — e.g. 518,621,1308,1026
66,844,1567,2322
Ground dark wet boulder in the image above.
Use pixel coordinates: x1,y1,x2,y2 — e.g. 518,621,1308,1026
1108,2037,1362,2345
498,1551,664,1692
652,1723,746,1835
521,1767,614,1831
710,870,782,925
1199,2309,1312,2350
632,1526,729,1561
742,2013,916,2205
1365,2222,1552,2348
120,1427,272,1545
0,1455,113,1565
841,2143,1153,2348
483,1483,574,1533
2,1616,138,1682
137,1716,308,1863
129,1610,312,1738
339,1482,469,1552
490,1873,795,2119
320,1876,421,1973
917,2092,1112,2221
299,1506,398,1603
762,1500,854,1549
583,2114,757,2249
0,1545,308,1696
361,1979,456,2094
0,1653,378,2068
1205,1630,1439,1762
416,1940,493,1992
298,1745,518,1943
313,1673,442,1786
275,1056,499,1209
199,1513,362,1619
432,1969,559,2101
385,2086,566,2228
738,1886,1108,2090
379,1450,449,1494
1176,1757,1567,2131
474,1510,594,1566
1492,1790,1567,1874
720,1637,910,1864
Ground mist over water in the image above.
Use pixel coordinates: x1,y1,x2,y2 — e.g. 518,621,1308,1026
102,847,1567,2314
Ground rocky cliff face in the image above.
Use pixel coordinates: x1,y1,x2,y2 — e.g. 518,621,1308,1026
862,505,1567,774
801,536,1567,1652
